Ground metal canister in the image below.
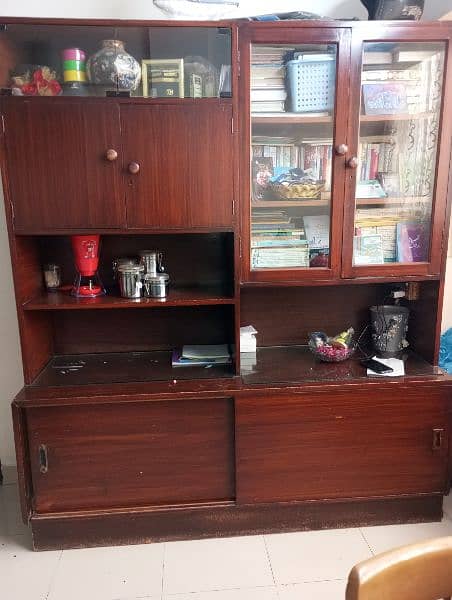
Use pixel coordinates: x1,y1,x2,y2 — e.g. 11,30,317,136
139,250,163,277
117,264,144,298
113,257,137,280
144,273,169,298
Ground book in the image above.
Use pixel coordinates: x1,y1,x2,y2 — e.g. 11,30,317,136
251,246,310,268
356,180,387,199
363,51,394,65
251,89,287,101
302,215,330,250
353,234,385,265
396,222,429,262
182,344,231,360
395,50,435,62
251,101,286,112
171,349,232,367
252,157,273,200
362,83,408,115
355,224,397,262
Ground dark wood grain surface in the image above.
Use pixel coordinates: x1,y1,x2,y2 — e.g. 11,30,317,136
27,398,235,512
236,388,449,503
32,351,235,387
121,103,234,229
240,346,442,386
3,99,125,231
30,494,443,550
23,287,236,310
50,304,235,355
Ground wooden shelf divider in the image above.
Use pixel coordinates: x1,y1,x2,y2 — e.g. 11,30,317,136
23,287,236,311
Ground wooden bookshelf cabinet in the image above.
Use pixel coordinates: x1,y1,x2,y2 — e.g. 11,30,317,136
1,18,452,550
241,22,452,283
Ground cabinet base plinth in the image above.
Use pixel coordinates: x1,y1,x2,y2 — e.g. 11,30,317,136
30,495,444,551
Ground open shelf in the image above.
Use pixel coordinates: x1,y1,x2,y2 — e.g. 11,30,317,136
23,286,236,311
32,351,235,387
356,196,431,206
360,112,434,122
252,113,332,124
241,345,442,386
251,112,434,125
252,199,329,208
252,197,430,209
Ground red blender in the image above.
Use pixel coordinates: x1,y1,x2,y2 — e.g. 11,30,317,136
71,235,105,297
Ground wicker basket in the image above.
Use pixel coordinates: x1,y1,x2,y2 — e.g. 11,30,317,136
273,182,324,200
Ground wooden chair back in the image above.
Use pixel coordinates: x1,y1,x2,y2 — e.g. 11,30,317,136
346,536,452,600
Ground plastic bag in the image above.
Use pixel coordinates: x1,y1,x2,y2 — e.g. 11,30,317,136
439,328,452,374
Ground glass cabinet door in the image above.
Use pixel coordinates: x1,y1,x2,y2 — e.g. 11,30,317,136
246,38,346,280
347,40,447,275
0,23,231,99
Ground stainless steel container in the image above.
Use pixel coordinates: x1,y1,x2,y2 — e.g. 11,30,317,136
117,264,144,298
113,257,137,279
139,250,163,277
144,273,169,298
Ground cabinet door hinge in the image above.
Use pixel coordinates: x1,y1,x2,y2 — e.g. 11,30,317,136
239,236,243,258
1,114,5,135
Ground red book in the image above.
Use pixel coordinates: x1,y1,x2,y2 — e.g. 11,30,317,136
369,148,379,180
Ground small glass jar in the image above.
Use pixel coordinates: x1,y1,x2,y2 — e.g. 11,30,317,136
43,264,61,292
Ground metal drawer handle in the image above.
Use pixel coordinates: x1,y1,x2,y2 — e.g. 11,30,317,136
432,428,444,451
39,444,48,473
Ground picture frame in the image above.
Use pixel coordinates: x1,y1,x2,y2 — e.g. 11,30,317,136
141,59,184,98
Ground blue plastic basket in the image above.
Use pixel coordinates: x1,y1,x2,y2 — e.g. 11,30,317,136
286,56,336,113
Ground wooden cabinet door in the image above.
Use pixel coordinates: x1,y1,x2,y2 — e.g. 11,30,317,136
2,98,125,232
121,102,234,229
236,386,449,503
27,398,235,513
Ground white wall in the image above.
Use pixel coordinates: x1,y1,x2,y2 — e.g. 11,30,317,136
0,0,452,466
1,0,451,21
0,183,23,465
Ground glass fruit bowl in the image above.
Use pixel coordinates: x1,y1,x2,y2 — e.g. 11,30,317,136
308,328,355,362
308,340,355,362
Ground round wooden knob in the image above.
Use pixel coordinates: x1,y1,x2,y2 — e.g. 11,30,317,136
335,143,348,156
128,161,140,174
105,149,118,161
347,156,359,169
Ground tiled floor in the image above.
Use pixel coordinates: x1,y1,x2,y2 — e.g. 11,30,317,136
1,466,452,600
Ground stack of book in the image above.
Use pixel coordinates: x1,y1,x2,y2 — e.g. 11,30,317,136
355,217,398,263
251,45,293,113
251,210,309,268
172,344,232,367
253,138,299,169
301,141,333,190
358,138,398,183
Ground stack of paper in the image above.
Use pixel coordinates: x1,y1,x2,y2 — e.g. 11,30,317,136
240,326,257,353
172,344,231,367
240,326,258,374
